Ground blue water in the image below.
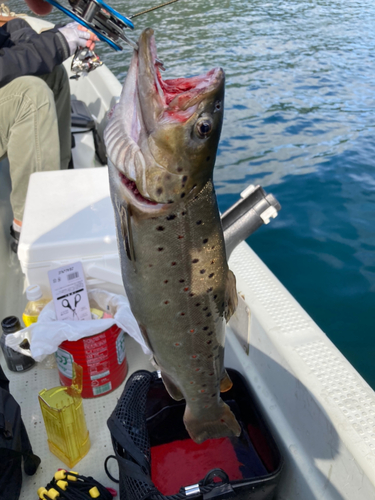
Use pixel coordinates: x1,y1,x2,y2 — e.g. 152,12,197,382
16,0,375,388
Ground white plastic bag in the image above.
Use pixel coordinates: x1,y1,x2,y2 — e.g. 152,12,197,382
5,289,151,361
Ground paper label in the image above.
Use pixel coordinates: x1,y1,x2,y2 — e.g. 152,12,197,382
56,347,74,378
48,262,91,321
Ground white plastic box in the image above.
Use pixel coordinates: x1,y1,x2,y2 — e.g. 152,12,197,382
18,167,124,296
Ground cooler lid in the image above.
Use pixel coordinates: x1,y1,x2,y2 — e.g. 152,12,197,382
19,168,118,265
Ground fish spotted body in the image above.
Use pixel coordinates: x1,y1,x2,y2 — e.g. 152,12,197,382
104,28,240,443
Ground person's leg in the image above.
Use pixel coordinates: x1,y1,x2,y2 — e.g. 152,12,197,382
39,65,71,170
0,75,61,223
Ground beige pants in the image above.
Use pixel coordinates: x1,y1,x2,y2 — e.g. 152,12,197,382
0,65,71,222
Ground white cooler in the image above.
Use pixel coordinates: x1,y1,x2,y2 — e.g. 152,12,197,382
18,167,124,296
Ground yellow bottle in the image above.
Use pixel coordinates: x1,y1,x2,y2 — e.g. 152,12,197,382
22,285,50,327
38,363,90,468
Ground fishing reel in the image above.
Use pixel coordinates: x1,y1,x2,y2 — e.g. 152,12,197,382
70,47,103,78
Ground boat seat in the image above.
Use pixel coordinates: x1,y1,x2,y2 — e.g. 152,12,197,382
70,99,106,166
71,99,95,130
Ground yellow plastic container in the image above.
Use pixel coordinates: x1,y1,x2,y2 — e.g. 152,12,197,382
38,364,90,467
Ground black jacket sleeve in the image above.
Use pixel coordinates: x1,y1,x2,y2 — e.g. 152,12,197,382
0,18,70,89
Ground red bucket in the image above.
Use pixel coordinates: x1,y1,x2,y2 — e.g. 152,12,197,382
56,324,127,398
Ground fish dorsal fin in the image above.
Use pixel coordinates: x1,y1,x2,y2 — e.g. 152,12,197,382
224,270,238,322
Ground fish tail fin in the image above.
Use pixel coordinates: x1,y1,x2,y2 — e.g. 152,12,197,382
183,401,241,444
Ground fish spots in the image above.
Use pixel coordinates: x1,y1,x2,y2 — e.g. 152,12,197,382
203,326,209,331
195,303,201,307
184,287,189,292
149,264,153,268
206,156,211,162
203,307,208,311
190,329,195,333
195,368,201,372
156,226,165,231
171,262,177,266
207,287,213,293
196,220,202,225
206,313,212,317
192,258,199,264
191,355,198,359
164,301,170,305
190,381,195,385
207,331,213,336
203,238,208,244
211,393,216,397
200,389,206,393
182,211,186,216
211,246,216,250
174,342,182,347
207,355,213,359
156,187,163,196
178,235,184,239
207,340,212,345
177,167,183,173
190,293,195,297
181,193,185,199
209,273,215,279
200,269,206,274
179,279,185,283
209,372,214,376
191,397,196,401
180,312,185,316
214,295,217,299
166,214,176,221
164,280,169,284
158,247,164,252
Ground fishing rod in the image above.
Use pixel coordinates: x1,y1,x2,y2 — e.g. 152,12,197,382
45,0,181,51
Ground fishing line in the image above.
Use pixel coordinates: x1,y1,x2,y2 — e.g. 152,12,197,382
130,0,180,19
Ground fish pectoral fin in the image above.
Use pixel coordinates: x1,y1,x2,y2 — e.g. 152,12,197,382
119,204,136,263
224,270,238,322
161,372,184,401
183,401,241,444
220,369,233,392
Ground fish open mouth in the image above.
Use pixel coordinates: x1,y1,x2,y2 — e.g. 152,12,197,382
145,32,223,124
106,28,224,209
119,172,158,205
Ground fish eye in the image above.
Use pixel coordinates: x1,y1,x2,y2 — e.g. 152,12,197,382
215,101,222,111
196,119,212,138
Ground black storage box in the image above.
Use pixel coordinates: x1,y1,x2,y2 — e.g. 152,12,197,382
107,369,283,500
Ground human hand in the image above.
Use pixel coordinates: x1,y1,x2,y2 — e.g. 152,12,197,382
58,22,99,56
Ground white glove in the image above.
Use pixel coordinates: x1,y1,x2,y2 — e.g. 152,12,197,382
58,22,93,56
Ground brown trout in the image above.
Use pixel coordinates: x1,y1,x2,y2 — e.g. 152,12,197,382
104,28,240,444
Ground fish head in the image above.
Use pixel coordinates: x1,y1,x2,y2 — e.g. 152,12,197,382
105,28,225,213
